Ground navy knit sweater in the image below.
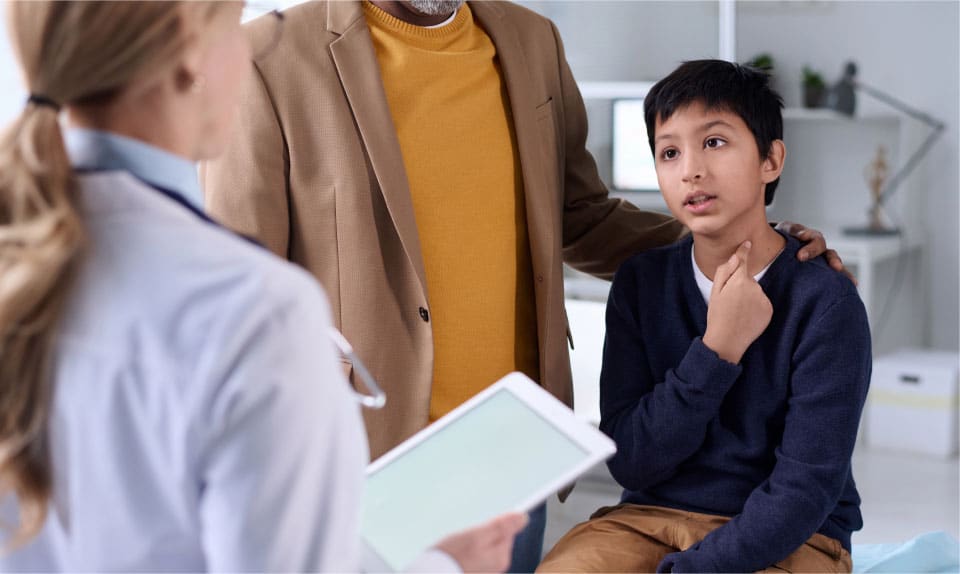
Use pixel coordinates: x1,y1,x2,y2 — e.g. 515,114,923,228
600,233,871,573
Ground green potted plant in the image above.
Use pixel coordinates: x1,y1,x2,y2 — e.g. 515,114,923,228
746,53,775,72
802,66,826,108
745,53,780,98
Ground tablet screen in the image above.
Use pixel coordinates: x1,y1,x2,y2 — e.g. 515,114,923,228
360,388,590,571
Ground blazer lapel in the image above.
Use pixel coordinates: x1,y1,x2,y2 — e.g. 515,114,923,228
472,2,556,284
472,1,558,337
327,1,429,299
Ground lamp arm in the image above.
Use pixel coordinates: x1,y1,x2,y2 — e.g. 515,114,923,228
879,125,945,205
854,80,947,205
854,80,946,130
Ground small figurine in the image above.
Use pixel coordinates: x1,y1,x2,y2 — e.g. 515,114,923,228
864,146,890,231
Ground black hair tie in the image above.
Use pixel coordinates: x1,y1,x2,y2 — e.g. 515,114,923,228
27,94,62,112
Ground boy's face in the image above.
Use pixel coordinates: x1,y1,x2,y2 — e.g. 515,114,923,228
653,101,784,238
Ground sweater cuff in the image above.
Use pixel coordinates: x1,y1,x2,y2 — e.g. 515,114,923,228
675,337,743,395
657,548,720,573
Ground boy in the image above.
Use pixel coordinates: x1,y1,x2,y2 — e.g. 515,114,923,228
537,60,871,573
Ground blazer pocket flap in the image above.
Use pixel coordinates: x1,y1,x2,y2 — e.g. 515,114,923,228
535,97,555,120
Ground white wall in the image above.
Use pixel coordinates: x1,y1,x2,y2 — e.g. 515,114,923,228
737,1,959,351
520,1,719,81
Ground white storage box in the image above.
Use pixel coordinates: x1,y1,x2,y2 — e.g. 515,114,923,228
865,349,959,457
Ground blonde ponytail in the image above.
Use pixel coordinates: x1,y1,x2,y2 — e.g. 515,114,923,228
1,0,228,546
0,93,84,546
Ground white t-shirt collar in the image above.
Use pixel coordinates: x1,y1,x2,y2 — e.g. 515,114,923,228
692,244,780,305
424,8,459,28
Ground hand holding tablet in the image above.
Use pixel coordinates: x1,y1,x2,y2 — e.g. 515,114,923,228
433,512,529,573
361,372,616,571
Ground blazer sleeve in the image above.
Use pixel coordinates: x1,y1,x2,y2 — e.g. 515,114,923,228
549,22,687,280
201,63,290,258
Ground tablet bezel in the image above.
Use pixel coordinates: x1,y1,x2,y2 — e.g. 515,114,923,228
362,372,616,571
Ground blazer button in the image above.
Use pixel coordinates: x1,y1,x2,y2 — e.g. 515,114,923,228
419,307,430,322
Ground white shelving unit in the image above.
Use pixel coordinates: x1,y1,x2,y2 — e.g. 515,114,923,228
577,81,654,100
782,107,898,123
823,232,922,329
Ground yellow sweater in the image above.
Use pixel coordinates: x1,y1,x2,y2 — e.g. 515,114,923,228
364,2,539,421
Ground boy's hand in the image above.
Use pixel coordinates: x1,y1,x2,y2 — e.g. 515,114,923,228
702,241,773,364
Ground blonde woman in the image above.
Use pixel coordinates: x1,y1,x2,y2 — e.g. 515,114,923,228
0,2,524,571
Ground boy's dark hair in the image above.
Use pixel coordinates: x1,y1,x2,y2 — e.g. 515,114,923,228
644,60,784,205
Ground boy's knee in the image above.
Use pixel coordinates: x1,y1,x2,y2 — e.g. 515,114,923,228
537,510,671,573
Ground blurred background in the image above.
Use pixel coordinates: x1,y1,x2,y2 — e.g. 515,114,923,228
516,0,960,551
1,0,956,556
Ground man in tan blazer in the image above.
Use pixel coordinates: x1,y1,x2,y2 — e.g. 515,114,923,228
202,1,841,569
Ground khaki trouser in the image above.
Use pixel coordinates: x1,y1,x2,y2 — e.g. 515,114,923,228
537,504,852,573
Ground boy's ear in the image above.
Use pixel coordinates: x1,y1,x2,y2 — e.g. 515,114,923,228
761,139,786,184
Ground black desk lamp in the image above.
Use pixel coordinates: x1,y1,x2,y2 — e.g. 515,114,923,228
827,62,946,236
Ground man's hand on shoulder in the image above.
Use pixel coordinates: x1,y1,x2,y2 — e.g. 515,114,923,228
775,221,857,285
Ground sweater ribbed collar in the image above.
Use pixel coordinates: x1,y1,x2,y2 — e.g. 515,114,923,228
362,1,472,42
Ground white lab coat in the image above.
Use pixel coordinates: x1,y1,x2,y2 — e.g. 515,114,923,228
0,169,455,572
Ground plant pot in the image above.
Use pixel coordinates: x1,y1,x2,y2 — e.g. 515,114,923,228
803,85,825,108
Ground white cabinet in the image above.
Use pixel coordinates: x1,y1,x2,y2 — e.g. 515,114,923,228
866,349,959,457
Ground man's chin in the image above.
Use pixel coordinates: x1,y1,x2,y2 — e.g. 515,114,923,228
407,0,466,17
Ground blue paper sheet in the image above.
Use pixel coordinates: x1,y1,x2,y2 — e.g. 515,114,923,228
853,532,960,573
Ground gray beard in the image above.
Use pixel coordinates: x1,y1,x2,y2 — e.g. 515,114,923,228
407,0,465,17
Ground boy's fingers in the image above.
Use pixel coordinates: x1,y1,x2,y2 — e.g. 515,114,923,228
737,240,752,264
712,252,741,293
727,241,751,288
730,241,752,280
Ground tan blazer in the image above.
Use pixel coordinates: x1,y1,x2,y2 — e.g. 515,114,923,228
202,0,684,460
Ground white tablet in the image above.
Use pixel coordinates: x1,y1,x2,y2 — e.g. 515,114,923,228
360,372,616,572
